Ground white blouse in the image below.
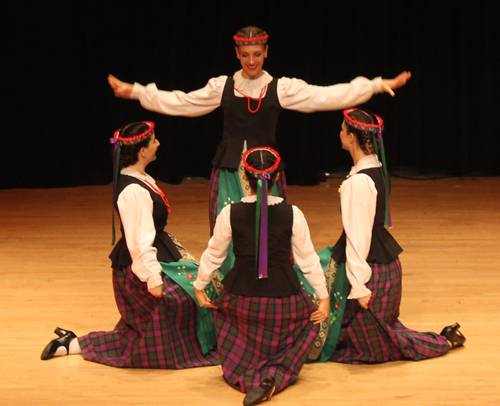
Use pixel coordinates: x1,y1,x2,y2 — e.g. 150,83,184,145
340,154,382,299
130,70,383,117
116,168,164,289
194,195,329,300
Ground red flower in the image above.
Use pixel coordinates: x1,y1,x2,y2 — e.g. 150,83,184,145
335,302,339,310
186,274,194,279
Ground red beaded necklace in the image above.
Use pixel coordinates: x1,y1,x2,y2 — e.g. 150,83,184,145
141,179,171,213
234,85,268,113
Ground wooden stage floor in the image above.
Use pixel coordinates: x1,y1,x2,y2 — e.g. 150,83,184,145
1,176,499,405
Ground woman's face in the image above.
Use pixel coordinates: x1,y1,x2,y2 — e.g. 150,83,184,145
340,121,351,151
142,133,160,164
235,44,268,80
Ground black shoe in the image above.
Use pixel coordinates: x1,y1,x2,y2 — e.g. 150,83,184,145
440,322,466,349
54,327,71,337
243,377,276,406
40,328,77,360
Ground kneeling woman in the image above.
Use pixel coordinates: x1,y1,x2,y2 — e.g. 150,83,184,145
41,121,218,369
194,147,329,406
330,108,465,364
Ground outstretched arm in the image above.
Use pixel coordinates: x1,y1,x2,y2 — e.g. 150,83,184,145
108,74,225,117
108,74,133,99
278,71,412,112
381,71,412,96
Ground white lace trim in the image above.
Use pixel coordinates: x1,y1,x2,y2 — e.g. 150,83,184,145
241,195,283,206
348,154,382,176
121,167,156,183
233,70,273,99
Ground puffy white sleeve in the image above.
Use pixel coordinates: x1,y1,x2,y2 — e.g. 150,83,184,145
277,76,383,113
194,205,233,290
291,206,328,300
340,174,378,299
130,75,227,117
117,184,162,289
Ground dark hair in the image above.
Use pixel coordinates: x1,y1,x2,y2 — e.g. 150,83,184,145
244,149,279,191
344,109,378,155
118,122,153,169
234,26,268,47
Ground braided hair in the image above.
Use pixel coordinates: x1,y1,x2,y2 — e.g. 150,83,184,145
118,122,153,169
244,149,279,191
344,109,377,155
234,26,268,47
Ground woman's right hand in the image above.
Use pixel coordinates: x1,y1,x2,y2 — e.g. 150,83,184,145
310,297,330,324
357,294,371,309
194,288,218,309
108,74,133,99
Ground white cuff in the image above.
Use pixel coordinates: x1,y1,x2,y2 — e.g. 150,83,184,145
314,286,330,300
373,77,383,94
193,279,209,291
347,284,372,299
131,82,145,100
147,273,163,289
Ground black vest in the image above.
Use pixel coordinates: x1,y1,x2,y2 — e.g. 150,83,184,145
211,76,284,169
222,201,301,297
109,175,182,268
332,167,403,263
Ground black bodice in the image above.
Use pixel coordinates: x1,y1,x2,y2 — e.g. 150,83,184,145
109,175,181,268
222,201,301,297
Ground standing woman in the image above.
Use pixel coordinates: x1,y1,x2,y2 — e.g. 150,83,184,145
108,26,411,234
193,147,329,406
329,108,465,364
41,121,218,369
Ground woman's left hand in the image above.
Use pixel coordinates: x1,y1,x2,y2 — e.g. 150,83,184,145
108,74,133,99
194,288,218,309
148,284,165,298
381,71,412,96
310,297,330,325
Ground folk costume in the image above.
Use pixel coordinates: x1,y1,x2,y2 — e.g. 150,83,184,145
328,109,455,364
41,122,218,369
194,147,328,402
129,30,385,235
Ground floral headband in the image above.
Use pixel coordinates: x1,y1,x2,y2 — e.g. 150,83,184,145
233,33,269,46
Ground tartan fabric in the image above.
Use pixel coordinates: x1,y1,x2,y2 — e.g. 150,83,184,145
330,257,450,364
79,266,219,369
212,289,319,393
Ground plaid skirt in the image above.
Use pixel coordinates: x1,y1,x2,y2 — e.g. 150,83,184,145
330,257,450,364
212,289,319,393
79,266,219,369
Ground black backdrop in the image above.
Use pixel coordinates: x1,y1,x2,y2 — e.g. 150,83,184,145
3,0,499,189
